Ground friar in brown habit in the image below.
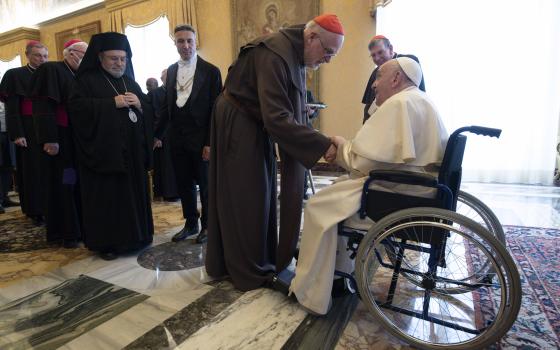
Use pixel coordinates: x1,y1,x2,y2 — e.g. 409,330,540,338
206,14,345,290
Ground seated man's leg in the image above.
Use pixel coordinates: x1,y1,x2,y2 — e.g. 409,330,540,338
290,177,366,315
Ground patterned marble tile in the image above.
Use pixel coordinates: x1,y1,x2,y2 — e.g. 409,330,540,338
85,261,213,312
60,286,212,350
0,275,148,349
176,287,306,350
124,282,244,349
137,240,206,271
282,294,359,350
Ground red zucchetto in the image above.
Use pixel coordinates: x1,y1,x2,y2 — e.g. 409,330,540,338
64,39,83,49
371,34,387,41
313,13,344,35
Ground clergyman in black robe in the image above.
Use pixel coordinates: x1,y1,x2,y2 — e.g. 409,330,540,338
0,41,49,225
30,39,88,247
67,32,154,260
361,35,425,123
205,14,344,291
148,69,178,200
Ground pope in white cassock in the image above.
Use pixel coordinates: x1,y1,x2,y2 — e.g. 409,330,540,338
289,57,449,315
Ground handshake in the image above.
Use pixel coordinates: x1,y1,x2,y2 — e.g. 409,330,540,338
323,135,346,163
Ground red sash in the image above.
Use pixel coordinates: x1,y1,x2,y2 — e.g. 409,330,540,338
21,98,33,116
56,104,68,127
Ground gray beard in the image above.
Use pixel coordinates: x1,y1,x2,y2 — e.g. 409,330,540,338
105,69,124,78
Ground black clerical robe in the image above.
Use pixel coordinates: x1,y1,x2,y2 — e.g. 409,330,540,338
0,66,44,217
67,69,154,252
148,86,177,199
30,61,81,241
206,25,331,290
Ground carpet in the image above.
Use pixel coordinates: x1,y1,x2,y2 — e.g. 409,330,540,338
0,216,56,253
496,225,560,349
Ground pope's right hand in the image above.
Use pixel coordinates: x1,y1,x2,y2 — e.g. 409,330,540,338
324,144,337,163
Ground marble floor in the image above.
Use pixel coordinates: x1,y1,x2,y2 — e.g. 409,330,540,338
0,177,558,349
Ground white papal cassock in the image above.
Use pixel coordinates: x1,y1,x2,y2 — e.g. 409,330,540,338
290,86,449,315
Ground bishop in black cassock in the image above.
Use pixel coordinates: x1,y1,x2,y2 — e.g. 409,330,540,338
30,39,88,247
0,41,48,225
67,32,154,260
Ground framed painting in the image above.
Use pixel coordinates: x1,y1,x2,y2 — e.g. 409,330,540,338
231,0,322,117
54,21,101,60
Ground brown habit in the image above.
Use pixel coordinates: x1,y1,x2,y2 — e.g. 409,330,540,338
206,25,331,290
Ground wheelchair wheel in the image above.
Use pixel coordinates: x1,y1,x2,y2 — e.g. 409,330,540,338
456,190,505,244
355,207,521,350
392,192,506,294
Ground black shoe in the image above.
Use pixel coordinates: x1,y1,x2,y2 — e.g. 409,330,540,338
195,229,207,244
331,278,353,298
99,251,118,260
172,223,200,242
0,204,4,214
2,198,19,207
63,239,79,248
269,269,295,295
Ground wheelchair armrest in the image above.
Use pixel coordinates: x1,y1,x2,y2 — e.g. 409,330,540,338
368,170,438,187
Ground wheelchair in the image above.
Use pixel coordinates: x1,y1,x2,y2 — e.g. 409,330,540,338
337,126,521,350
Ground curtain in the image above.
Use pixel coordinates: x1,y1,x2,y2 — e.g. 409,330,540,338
109,0,199,45
125,16,177,93
167,0,199,44
0,55,21,78
376,0,560,185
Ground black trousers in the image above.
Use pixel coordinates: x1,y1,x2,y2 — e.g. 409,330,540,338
0,132,14,202
171,149,208,229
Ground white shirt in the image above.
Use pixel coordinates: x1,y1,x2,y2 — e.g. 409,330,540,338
176,53,197,108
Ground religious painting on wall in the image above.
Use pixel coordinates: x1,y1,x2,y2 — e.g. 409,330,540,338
231,0,322,124
54,21,101,60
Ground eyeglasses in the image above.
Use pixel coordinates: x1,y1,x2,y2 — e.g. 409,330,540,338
316,36,336,57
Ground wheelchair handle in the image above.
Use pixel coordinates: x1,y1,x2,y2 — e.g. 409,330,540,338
452,126,502,139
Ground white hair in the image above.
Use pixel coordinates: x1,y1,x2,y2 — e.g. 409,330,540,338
63,42,88,59
304,20,327,35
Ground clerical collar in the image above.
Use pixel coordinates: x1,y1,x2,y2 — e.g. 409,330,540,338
178,53,197,67
26,64,37,73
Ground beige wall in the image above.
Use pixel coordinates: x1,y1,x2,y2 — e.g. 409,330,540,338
39,7,111,61
196,0,232,80
0,0,375,138
321,0,375,139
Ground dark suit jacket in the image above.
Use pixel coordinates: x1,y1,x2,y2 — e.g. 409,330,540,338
155,56,222,153
148,86,166,129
